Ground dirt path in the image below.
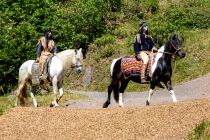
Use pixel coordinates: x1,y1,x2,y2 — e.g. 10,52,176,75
0,100,209,140
0,73,210,140
67,73,210,108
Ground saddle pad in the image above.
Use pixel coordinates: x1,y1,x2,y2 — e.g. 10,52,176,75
121,55,154,78
121,57,143,77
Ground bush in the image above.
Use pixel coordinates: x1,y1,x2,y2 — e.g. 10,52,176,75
0,0,111,94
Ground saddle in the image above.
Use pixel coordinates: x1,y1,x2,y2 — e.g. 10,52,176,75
121,54,155,79
31,55,53,86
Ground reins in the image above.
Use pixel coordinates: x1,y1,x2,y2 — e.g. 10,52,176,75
157,40,182,56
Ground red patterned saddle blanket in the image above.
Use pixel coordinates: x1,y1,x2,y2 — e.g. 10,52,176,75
121,55,155,78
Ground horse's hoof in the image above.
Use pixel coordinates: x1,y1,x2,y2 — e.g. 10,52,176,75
146,100,150,106
50,104,54,107
119,104,124,108
103,102,110,108
103,104,108,108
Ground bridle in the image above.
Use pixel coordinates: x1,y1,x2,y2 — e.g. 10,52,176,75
71,54,82,68
65,55,82,77
158,40,182,56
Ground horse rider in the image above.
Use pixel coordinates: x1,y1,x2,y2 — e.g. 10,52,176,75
134,22,157,83
36,29,57,80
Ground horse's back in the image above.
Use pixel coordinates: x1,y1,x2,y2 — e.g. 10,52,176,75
19,60,35,80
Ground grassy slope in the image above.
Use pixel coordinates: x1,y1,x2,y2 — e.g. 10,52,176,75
64,27,210,92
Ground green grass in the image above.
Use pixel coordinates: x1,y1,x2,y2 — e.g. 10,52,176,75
189,121,210,140
0,95,16,115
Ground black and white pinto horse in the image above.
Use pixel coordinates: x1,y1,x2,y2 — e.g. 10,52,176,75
15,48,83,107
103,34,186,108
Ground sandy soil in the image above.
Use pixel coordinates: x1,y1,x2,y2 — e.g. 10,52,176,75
0,99,209,140
0,73,210,140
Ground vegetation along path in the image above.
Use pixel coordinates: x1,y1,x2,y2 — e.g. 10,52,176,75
0,73,210,139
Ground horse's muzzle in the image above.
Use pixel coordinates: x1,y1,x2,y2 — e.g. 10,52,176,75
178,50,186,58
76,67,82,73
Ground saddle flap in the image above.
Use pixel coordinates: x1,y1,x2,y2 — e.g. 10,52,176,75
31,62,40,85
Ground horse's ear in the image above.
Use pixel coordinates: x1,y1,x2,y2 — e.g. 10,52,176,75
75,49,77,55
172,34,177,40
78,48,82,53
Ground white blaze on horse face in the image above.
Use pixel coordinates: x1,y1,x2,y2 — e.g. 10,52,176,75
119,93,124,107
151,45,165,76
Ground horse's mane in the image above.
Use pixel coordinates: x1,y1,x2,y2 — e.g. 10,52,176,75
56,48,83,70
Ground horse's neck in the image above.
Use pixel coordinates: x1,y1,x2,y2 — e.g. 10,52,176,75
163,44,173,64
157,45,172,66
57,49,75,69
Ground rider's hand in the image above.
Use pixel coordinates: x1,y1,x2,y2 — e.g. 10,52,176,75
152,47,157,53
35,57,40,63
152,47,158,53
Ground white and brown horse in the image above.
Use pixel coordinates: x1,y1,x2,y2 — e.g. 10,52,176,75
15,48,83,107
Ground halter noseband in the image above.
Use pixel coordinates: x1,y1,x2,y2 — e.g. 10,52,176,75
71,54,82,68
158,40,182,56
71,64,82,68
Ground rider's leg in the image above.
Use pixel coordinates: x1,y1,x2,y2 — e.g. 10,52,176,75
140,51,149,83
39,54,48,80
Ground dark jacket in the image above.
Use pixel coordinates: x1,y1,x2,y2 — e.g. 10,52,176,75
134,33,155,54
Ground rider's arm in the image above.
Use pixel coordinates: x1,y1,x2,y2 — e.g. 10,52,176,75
36,41,42,61
148,36,157,52
51,46,57,54
134,34,140,54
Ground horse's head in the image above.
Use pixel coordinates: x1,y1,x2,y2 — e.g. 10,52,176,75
168,34,186,58
72,48,83,73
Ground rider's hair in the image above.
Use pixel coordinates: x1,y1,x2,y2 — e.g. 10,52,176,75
44,29,51,48
139,22,149,35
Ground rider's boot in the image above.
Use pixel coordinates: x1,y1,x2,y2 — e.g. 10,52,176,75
40,63,48,80
141,64,149,83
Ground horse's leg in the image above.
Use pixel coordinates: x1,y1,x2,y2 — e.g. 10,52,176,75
164,80,177,102
146,81,156,106
29,86,38,107
103,81,114,108
118,80,129,107
56,80,64,103
51,76,59,107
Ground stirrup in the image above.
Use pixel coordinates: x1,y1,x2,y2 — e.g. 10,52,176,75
141,78,149,84
40,74,48,80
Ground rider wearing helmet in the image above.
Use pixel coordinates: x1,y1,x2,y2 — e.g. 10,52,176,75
36,29,57,80
134,22,157,83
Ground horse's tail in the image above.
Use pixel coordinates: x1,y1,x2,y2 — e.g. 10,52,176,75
110,58,121,103
110,58,120,78
15,79,28,106
113,81,120,103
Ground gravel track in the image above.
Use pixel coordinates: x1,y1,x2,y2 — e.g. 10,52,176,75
0,73,210,140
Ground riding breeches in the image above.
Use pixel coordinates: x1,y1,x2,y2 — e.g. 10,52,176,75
39,51,52,74
138,51,150,64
